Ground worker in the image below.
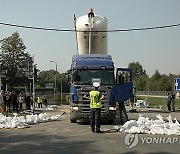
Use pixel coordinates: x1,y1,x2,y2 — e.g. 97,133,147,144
84,82,104,133
171,93,175,112
118,72,125,84
37,95,43,109
88,8,94,18
118,101,129,124
167,93,171,112
18,93,24,110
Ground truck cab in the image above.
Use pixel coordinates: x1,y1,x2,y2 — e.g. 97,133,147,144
69,54,133,123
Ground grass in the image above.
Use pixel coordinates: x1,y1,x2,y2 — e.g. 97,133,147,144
136,96,180,110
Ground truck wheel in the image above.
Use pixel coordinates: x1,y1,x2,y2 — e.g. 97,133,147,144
70,118,76,123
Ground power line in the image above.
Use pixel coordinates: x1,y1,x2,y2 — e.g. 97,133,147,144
0,22,180,32
0,22,73,32
108,23,180,32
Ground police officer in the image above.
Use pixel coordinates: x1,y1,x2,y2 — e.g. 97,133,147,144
37,95,43,109
88,82,104,133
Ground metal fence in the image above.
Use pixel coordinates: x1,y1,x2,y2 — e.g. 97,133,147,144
136,91,171,96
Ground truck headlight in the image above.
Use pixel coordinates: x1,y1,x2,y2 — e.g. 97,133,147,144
72,107,79,111
109,107,116,111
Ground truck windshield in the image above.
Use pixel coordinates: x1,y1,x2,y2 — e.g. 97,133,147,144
73,70,115,85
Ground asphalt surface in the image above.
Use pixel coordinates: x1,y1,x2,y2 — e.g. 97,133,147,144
0,105,180,154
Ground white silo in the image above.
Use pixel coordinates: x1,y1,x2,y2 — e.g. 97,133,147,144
75,8,108,54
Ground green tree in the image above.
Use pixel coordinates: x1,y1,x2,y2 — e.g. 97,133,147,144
149,70,175,91
127,63,177,92
0,32,33,90
128,62,147,91
151,69,161,81
128,62,146,80
39,70,69,92
149,70,161,91
38,70,57,87
169,73,176,91
159,74,172,91
135,74,148,91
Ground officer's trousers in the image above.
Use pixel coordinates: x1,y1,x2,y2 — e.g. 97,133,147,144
90,108,101,131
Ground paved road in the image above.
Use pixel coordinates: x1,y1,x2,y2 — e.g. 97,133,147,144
0,106,180,154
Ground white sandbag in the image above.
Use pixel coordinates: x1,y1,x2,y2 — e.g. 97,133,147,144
118,114,180,135
122,120,138,129
51,115,62,121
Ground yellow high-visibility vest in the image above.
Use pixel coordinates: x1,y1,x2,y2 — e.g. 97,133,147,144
37,97,43,103
89,90,102,108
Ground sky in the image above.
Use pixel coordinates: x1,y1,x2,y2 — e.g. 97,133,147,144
0,0,180,76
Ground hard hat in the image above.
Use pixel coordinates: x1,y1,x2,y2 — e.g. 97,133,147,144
93,82,100,88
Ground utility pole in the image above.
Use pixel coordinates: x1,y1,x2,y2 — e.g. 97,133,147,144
59,69,63,105
32,54,35,114
51,61,57,105
0,76,1,91
61,75,63,105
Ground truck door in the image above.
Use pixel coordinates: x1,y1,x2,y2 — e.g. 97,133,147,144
114,68,133,102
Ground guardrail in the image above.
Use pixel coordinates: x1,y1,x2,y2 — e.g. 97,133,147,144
136,91,180,99
136,91,171,96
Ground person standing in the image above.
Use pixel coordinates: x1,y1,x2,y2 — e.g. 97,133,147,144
167,93,171,112
42,95,48,107
84,82,104,133
130,94,135,109
18,93,24,110
0,90,4,113
171,93,175,112
118,101,129,124
118,72,125,84
25,93,31,110
12,91,19,113
7,92,12,112
37,95,43,109
3,91,8,112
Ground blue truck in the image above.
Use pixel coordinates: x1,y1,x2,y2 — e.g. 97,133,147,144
69,54,133,123
69,9,133,123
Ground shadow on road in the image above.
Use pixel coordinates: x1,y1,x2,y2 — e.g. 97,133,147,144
0,132,100,154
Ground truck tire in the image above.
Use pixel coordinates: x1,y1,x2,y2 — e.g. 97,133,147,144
70,118,76,123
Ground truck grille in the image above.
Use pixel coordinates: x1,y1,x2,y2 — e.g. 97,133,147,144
79,90,109,113
80,100,107,113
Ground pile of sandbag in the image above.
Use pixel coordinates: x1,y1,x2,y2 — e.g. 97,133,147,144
114,114,180,135
0,113,62,129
